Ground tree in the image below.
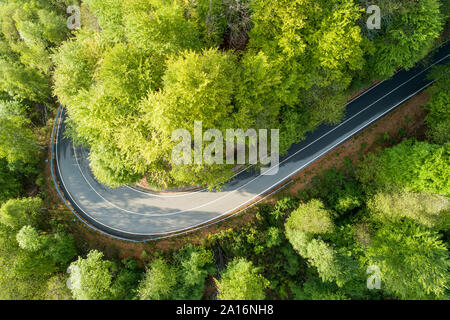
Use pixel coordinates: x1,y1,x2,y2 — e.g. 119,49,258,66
368,191,450,229
424,62,450,144
53,35,166,187
108,259,142,300
0,158,23,204
45,232,77,265
16,225,44,252
357,140,450,195
0,197,42,230
122,0,203,54
309,169,364,216
52,0,214,189
0,0,68,102
365,221,450,299
149,48,241,138
285,200,334,238
138,245,215,300
285,200,362,287
0,99,39,165
143,48,241,188
0,223,49,299
172,245,215,299
68,250,114,300
361,0,444,79
44,274,73,300
215,258,269,300
138,258,177,300
247,0,365,153
291,277,349,300
184,0,228,48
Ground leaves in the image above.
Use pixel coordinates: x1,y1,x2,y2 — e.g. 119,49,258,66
215,258,269,300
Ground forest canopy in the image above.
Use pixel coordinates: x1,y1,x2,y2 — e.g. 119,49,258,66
48,0,446,189
0,0,448,301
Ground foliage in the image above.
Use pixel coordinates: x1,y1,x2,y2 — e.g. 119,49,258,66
0,99,39,165
68,250,115,300
138,245,215,300
0,158,23,204
44,274,73,300
0,197,42,230
424,62,450,144
215,257,269,300
285,200,335,237
51,0,444,189
365,221,450,299
172,244,216,299
361,0,444,79
309,169,364,217
291,277,349,300
357,140,450,195
108,259,142,300
247,0,366,152
367,191,450,229
0,0,68,102
16,225,44,252
0,223,49,299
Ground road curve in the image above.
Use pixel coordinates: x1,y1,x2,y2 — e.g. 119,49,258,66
51,42,450,241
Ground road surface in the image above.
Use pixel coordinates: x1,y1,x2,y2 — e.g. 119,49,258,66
51,42,449,241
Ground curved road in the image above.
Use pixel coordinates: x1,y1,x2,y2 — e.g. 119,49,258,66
52,42,449,241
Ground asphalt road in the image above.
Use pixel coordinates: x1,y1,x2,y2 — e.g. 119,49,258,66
52,42,450,241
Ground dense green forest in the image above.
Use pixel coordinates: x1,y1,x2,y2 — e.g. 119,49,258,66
0,0,448,300
49,0,444,188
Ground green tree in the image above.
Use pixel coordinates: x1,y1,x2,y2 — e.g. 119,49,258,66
122,0,203,53
291,277,349,300
424,62,450,144
108,259,142,300
52,0,211,188
310,169,364,216
138,245,215,300
215,258,269,300
143,48,242,188
44,274,73,300
285,199,334,239
248,0,365,152
365,221,450,299
361,0,444,79
0,158,23,204
0,223,54,299
0,99,39,165
357,140,450,195
16,224,76,265
68,250,114,300
285,200,362,287
173,245,215,299
368,191,450,229
16,225,44,252
46,232,77,265
0,197,42,230
138,258,177,300
0,0,68,102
